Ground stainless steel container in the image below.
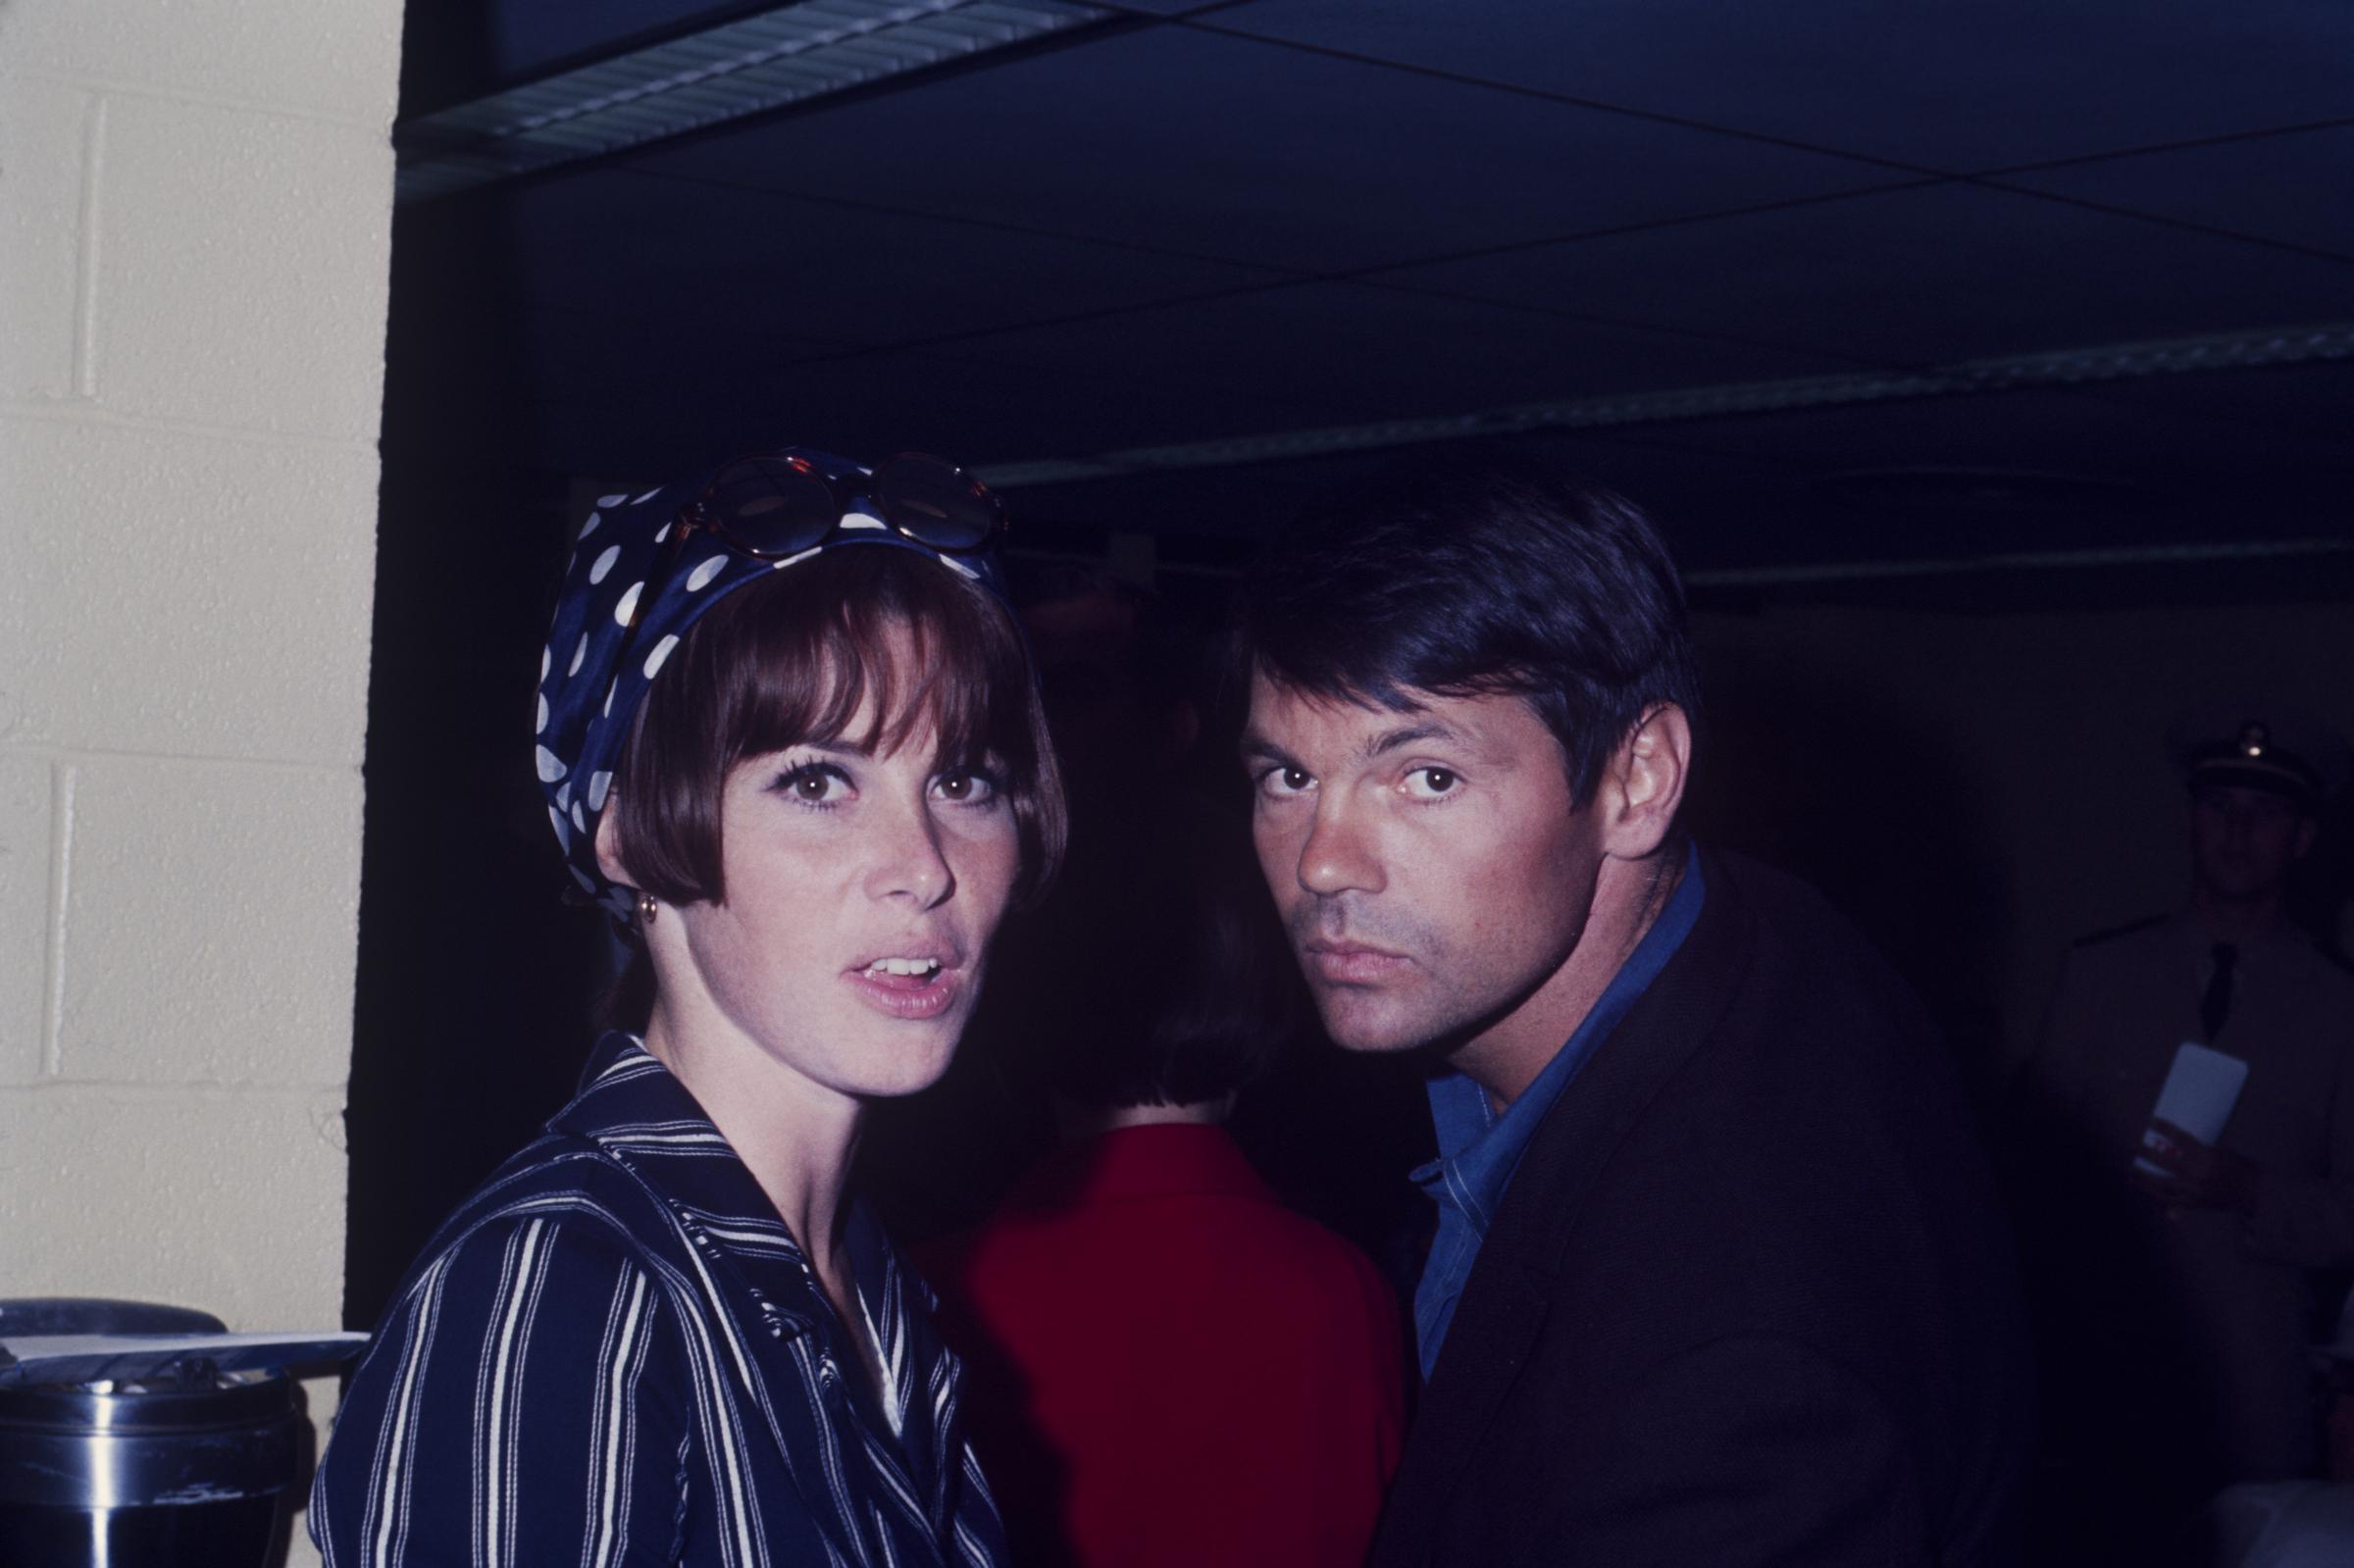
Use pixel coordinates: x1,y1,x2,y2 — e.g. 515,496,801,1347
0,1300,307,1568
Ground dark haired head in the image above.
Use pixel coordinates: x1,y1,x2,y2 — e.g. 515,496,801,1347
995,797,1301,1111
607,547,1065,911
1238,448,1700,802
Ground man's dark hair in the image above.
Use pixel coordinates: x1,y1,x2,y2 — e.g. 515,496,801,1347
1238,447,1701,800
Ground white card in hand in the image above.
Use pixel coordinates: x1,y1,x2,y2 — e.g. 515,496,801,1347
2133,1040,2249,1175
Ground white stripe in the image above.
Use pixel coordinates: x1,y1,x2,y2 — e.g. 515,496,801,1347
586,1268,651,1568
481,1217,547,1568
368,1251,453,1568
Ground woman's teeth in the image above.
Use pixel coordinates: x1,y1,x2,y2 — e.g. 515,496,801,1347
864,957,941,979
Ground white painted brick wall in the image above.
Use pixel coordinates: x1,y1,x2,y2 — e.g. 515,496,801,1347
0,0,402,1559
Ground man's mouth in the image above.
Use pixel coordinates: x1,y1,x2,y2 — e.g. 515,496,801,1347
1302,940,1408,986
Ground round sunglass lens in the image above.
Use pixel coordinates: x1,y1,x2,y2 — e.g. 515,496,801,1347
707,460,837,556
875,455,999,550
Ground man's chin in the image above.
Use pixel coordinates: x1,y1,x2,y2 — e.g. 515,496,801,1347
1313,993,1438,1054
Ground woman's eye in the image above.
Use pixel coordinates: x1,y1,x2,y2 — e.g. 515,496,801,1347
1403,767,1458,799
934,767,998,804
778,763,850,805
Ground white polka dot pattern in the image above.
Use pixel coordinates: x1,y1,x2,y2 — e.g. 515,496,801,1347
533,446,1013,922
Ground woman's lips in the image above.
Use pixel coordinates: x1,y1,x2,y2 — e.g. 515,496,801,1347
1304,942,1407,986
843,963,961,1020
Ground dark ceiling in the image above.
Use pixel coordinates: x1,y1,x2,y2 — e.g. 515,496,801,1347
391,0,2354,591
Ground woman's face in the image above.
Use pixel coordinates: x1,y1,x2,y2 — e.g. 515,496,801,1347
643,632,1023,1105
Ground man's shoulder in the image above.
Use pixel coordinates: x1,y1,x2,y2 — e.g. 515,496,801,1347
1687,848,1933,1052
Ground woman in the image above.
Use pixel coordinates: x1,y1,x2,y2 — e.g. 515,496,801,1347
312,447,1061,1566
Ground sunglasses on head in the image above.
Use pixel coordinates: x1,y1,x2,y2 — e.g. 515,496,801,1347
609,450,1005,679
687,450,1005,561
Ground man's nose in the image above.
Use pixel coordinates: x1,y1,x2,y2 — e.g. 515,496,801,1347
1297,797,1383,897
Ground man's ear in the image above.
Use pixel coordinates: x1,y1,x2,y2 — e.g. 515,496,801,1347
1602,703,1691,861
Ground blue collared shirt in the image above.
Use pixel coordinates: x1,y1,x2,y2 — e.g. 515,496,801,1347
1410,845,1705,1379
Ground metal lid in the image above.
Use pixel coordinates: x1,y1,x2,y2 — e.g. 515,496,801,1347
0,1301,308,1508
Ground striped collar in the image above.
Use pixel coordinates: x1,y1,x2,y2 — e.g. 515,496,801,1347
549,1033,953,1517
553,1033,839,1339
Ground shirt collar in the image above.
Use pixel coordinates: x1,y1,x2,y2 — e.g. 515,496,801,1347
1414,843,1707,1236
552,1034,961,1529
551,1033,849,1340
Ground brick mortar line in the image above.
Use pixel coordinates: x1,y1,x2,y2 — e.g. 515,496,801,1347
0,1080,347,1100
41,762,75,1078
0,743,364,777
0,397,381,453
2,67,395,134
72,93,105,398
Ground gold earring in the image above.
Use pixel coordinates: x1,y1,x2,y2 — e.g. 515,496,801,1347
637,891,659,926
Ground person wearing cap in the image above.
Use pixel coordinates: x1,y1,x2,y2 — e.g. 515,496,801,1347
2017,710,2354,1541
310,449,1062,1566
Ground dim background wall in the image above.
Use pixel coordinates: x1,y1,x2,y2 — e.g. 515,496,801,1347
1686,598,2354,1102
0,0,403,1554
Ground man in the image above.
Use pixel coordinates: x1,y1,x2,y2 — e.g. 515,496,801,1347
2019,713,2354,1538
1236,453,2033,1565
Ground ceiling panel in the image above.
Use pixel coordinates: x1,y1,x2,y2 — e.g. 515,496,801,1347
1614,383,2353,492
523,333,1356,481
485,0,740,85
1374,182,2354,369
502,167,1285,347
624,24,1895,273
2051,358,2354,445
401,0,2354,584
990,431,1794,547
944,278,1860,436
2002,125,2354,260
1214,0,2354,172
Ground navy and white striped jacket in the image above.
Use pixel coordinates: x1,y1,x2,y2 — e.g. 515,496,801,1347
312,1033,1008,1567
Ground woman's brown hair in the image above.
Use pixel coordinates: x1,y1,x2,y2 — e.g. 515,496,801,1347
605,546,1064,910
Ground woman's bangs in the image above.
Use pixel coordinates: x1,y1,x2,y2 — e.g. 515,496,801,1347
726,551,1030,775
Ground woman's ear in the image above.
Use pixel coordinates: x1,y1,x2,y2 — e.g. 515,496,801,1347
1603,703,1691,861
594,803,634,890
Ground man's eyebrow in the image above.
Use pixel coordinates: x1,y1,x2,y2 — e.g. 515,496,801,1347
1238,731,1299,768
1364,720,1462,759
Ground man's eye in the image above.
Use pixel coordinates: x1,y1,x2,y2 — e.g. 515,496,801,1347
1403,768,1458,799
1259,765,1313,796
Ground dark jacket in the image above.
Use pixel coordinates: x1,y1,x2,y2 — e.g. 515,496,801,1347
1370,850,2033,1568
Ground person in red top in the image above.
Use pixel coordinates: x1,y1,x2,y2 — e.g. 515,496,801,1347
927,1108,1404,1568
922,569,1406,1567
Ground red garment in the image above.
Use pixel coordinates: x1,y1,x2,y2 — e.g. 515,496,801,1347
922,1124,1405,1568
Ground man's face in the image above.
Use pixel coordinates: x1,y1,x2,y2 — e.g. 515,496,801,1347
2191,784,2313,904
1243,673,1606,1054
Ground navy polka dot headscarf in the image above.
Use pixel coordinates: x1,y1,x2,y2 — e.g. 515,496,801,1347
533,445,1011,921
